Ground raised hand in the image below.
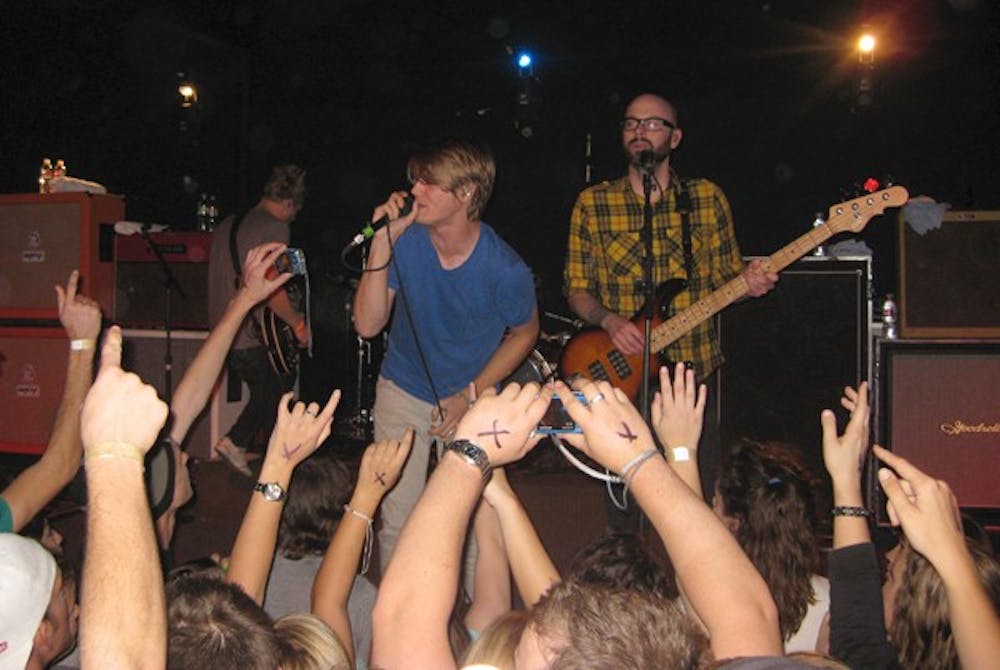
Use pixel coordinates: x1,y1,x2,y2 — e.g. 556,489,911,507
820,382,870,490
453,382,551,467
80,325,168,456
874,446,965,567
355,429,414,506
239,242,294,305
651,363,706,451
56,269,101,341
263,389,341,472
555,379,655,474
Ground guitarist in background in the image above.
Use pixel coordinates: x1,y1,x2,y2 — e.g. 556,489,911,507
207,164,310,476
563,92,776,528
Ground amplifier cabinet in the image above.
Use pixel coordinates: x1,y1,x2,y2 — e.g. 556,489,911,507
899,210,1000,338
0,327,70,454
720,256,872,522
872,339,1000,521
0,193,124,322
114,232,213,329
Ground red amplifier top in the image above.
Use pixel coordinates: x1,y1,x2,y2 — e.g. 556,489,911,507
115,231,213,263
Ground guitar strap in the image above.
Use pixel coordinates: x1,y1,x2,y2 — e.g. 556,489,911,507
224,211,251,400
228,210,249,290
676,180,694,283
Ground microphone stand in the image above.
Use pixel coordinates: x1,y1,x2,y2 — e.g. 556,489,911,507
139,226,186,404
638,165,656,424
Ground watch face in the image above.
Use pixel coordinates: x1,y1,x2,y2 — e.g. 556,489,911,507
256,481,285,501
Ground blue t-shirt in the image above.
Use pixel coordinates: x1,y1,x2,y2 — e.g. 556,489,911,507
381,223,536,403
0,496,13,533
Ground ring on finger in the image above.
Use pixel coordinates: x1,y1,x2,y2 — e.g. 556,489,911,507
588,392,606,405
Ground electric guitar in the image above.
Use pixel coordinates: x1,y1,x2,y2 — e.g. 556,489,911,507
559,185,909,400
254,307,299,377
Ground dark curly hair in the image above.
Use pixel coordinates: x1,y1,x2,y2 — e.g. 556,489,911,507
567,531,678,599
716,439,821,641
277,456,352,560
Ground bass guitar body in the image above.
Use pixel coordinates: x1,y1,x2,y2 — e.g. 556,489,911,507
559,279,686,400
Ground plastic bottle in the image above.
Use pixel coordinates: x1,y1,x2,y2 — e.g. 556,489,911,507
207,195,218,231
882,294,898,339
39,158,53,193
196,194,209,231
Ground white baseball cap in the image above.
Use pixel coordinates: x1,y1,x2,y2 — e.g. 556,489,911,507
0,534,57,670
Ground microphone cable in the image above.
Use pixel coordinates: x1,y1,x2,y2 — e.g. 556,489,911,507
343,211,446,424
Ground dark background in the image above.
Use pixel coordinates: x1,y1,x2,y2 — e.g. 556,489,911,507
2,0,997,336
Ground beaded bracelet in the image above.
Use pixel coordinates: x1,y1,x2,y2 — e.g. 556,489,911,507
832,505,871,518
86,441,145,472
344,504,374,575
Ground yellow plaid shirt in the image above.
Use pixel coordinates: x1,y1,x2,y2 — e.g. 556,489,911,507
563,172,745,377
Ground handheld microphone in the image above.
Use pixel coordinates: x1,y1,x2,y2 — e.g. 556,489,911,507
345,195,415,251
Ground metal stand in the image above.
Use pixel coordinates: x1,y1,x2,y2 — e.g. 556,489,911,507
638,168,656,422
139,227,185,403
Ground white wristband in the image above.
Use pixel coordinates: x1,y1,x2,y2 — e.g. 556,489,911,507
669,446,691,463
70,338,96,351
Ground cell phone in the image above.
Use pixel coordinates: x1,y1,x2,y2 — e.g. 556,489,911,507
274,248,307,276
536,391,585,435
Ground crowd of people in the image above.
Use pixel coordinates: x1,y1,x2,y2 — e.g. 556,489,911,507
2,90,999,670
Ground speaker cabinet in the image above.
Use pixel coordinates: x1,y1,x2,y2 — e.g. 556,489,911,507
0,193,124,322
872,340,1000,520
115,232,213,329
719,257,871,517
0,328,70,454
899,210,1000,338
120,329,249,460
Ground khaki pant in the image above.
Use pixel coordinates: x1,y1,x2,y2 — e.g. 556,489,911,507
373,376,478,596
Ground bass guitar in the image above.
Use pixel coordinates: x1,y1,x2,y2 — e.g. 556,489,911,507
559,185,909,400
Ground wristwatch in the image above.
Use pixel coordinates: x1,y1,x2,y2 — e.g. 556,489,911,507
444,439,492,483
253,481,287,502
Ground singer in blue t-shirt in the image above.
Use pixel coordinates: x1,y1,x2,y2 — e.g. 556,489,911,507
352,137,539,578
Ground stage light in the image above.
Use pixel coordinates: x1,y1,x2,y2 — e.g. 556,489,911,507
517,52,532,69
857,32,876,64
177,76,199,108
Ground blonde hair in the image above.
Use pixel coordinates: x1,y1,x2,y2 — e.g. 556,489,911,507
274,613,350,670
461,609,528,669
406,138,495,220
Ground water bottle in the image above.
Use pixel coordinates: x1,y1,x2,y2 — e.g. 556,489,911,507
39,158,53,193
812,212,827,257
882,294,898,339
207,195,218,231
196,194,209,231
